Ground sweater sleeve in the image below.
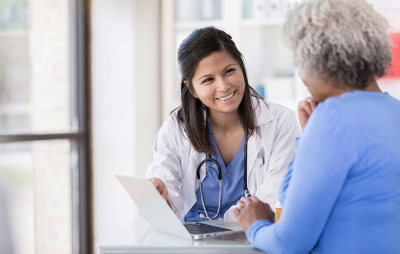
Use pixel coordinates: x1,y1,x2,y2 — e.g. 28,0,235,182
246,103,358,254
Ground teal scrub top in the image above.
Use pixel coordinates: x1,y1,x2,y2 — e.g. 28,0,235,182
185,124,246,222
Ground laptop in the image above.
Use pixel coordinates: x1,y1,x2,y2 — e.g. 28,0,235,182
115,174,243,240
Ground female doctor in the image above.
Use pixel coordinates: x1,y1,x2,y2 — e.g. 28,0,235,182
147,27,300,222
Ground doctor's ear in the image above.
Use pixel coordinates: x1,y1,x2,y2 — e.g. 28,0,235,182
183,80,198,98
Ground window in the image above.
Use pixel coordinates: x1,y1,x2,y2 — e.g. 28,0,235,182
0,0,90,253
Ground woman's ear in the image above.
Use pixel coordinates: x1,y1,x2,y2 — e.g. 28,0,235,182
184,80,198,98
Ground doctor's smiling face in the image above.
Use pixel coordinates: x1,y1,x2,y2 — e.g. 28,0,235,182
189,51,245,117
176,27,261,154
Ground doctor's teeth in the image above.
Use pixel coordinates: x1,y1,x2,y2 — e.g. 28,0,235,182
218,92,234,101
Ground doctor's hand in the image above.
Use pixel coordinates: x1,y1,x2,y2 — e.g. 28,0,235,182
234,197,274,233
149,178,169,204
298,97,318,130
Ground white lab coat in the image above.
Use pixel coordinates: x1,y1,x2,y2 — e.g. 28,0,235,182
146,98,301,221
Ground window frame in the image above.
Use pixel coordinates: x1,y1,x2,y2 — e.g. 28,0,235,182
0,0,91,253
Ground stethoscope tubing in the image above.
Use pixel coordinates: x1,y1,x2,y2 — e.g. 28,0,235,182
196,145,250,220
198,178,222,220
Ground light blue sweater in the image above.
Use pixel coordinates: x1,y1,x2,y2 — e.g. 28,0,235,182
247,91,400,254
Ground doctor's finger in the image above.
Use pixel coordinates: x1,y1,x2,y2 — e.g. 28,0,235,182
149,178,168,199
150,178,164,190
158,185,168,201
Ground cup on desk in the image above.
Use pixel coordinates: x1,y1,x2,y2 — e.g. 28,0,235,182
275,201,282,222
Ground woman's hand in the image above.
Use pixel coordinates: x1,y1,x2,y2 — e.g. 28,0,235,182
149,178,169,203
234,197,274,233
298,97,318,130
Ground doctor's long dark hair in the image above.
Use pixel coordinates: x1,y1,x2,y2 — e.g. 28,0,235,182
173,27,263,154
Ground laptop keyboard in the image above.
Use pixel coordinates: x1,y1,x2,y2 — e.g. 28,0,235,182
184,222,232,234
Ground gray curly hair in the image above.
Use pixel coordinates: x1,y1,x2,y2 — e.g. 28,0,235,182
283,0,392,89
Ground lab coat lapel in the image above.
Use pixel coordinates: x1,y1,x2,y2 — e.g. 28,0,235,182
247,99,275,177
247,131,263,177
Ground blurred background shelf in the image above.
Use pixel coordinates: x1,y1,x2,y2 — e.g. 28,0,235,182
174,20,225,30
161,0,400,119
241,18,284,27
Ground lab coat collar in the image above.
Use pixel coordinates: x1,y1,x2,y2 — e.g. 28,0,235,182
253,97,275,127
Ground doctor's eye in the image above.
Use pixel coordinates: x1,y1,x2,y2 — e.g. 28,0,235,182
202,77,214,84
225,68,235,75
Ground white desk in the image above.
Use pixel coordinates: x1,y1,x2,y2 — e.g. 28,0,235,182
98,221,264,254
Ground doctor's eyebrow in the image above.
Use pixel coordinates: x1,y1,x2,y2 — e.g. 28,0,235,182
197,74,213,82
222,63,237,71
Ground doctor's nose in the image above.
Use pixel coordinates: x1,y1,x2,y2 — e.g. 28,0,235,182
216,78,230,92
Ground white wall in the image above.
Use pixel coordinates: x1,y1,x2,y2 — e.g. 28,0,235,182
134,0,161,173
91,0,160,253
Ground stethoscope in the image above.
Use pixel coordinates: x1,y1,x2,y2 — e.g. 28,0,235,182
196,145,251,221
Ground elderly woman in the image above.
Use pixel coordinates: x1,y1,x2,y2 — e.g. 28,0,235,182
234,0,400,253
